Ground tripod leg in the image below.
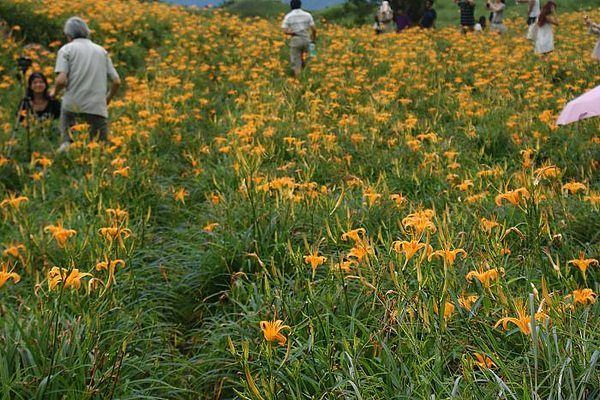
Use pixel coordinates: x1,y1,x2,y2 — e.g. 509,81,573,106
6,99,26,158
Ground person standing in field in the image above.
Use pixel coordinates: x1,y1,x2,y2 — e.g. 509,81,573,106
516,0,541,40
455,0,476,33
534,1,558,55
281,0,317,78
50,16,120,153
376,1,395,34
419,0,437,30
584,15,600,60
487,0,507,34
395,7,412,33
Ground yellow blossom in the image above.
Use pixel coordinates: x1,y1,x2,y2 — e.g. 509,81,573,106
494,300,549,335
203,222,220,232
459,295,480,310
341,228,366,242
0,262,20,288
47,267,91,291
495,187,530,207
1,194,29,211
44,223,77,248
567,254,598,281
429,247,467,267
466,265,499,288
390,193,407,207
564,288,596,307
561,182,587,195
392,239,429,261
98,225,132,248
174,188,188,204
260,319,290,345
304,253,327,270
3,244,26,258
402,210,436,235
473,353,497,369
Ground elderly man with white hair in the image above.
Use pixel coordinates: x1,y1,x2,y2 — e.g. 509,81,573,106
50,16,121,153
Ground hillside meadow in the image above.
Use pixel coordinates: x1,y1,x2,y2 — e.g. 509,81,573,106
0,0,599,398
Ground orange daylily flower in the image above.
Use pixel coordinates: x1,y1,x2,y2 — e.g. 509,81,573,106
402,210,436,235
95,259,126,275
47,267,91,291
494,300,549,335
106,206,129,221
434,300,455,320
473,353,497,369
480,217,500,233
174,188,188,204
347,243,373,263
428,247,467,267
332,259,356,274
260,319,291,346
0,262,20,288
584,192,600,205
44,223,77,248
466,265,499,288
1,194,29,211
98,225,132,248
456,179,474,192
392,239,430,261
459,295,480,310
567,254,598,281
494,187,530,207
304,252,327,270
564,289,596,307
389,193,407,207
534,165,561,179
33,155,53,168
112,166,130,177
341,228,366,242
3,244,26,258
561,182,587,195
203,222,220,232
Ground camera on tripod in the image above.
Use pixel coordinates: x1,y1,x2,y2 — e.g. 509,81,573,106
17,56,32,73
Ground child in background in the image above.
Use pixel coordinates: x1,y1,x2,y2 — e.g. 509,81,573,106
474,16,487,33
584,15,600,60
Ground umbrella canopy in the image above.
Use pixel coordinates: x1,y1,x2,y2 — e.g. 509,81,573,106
556,85,600,126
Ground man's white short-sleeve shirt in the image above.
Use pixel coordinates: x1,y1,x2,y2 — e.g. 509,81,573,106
55,38,119,118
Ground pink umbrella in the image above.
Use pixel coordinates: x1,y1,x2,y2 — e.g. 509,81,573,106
556,85,600,125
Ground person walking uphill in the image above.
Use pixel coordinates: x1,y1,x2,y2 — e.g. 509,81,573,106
50,16,120,153
281,0,317,78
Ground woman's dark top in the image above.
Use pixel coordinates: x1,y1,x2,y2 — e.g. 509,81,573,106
19,98,61,122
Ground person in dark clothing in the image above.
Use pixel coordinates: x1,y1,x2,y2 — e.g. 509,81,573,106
395,8,412,32
456,0,476,33
420,0,437,29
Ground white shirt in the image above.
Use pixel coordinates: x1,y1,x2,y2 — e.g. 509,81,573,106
281,9,315,41
55,38,119,117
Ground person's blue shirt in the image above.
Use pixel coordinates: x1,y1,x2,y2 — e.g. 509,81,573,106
421,8,437,28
